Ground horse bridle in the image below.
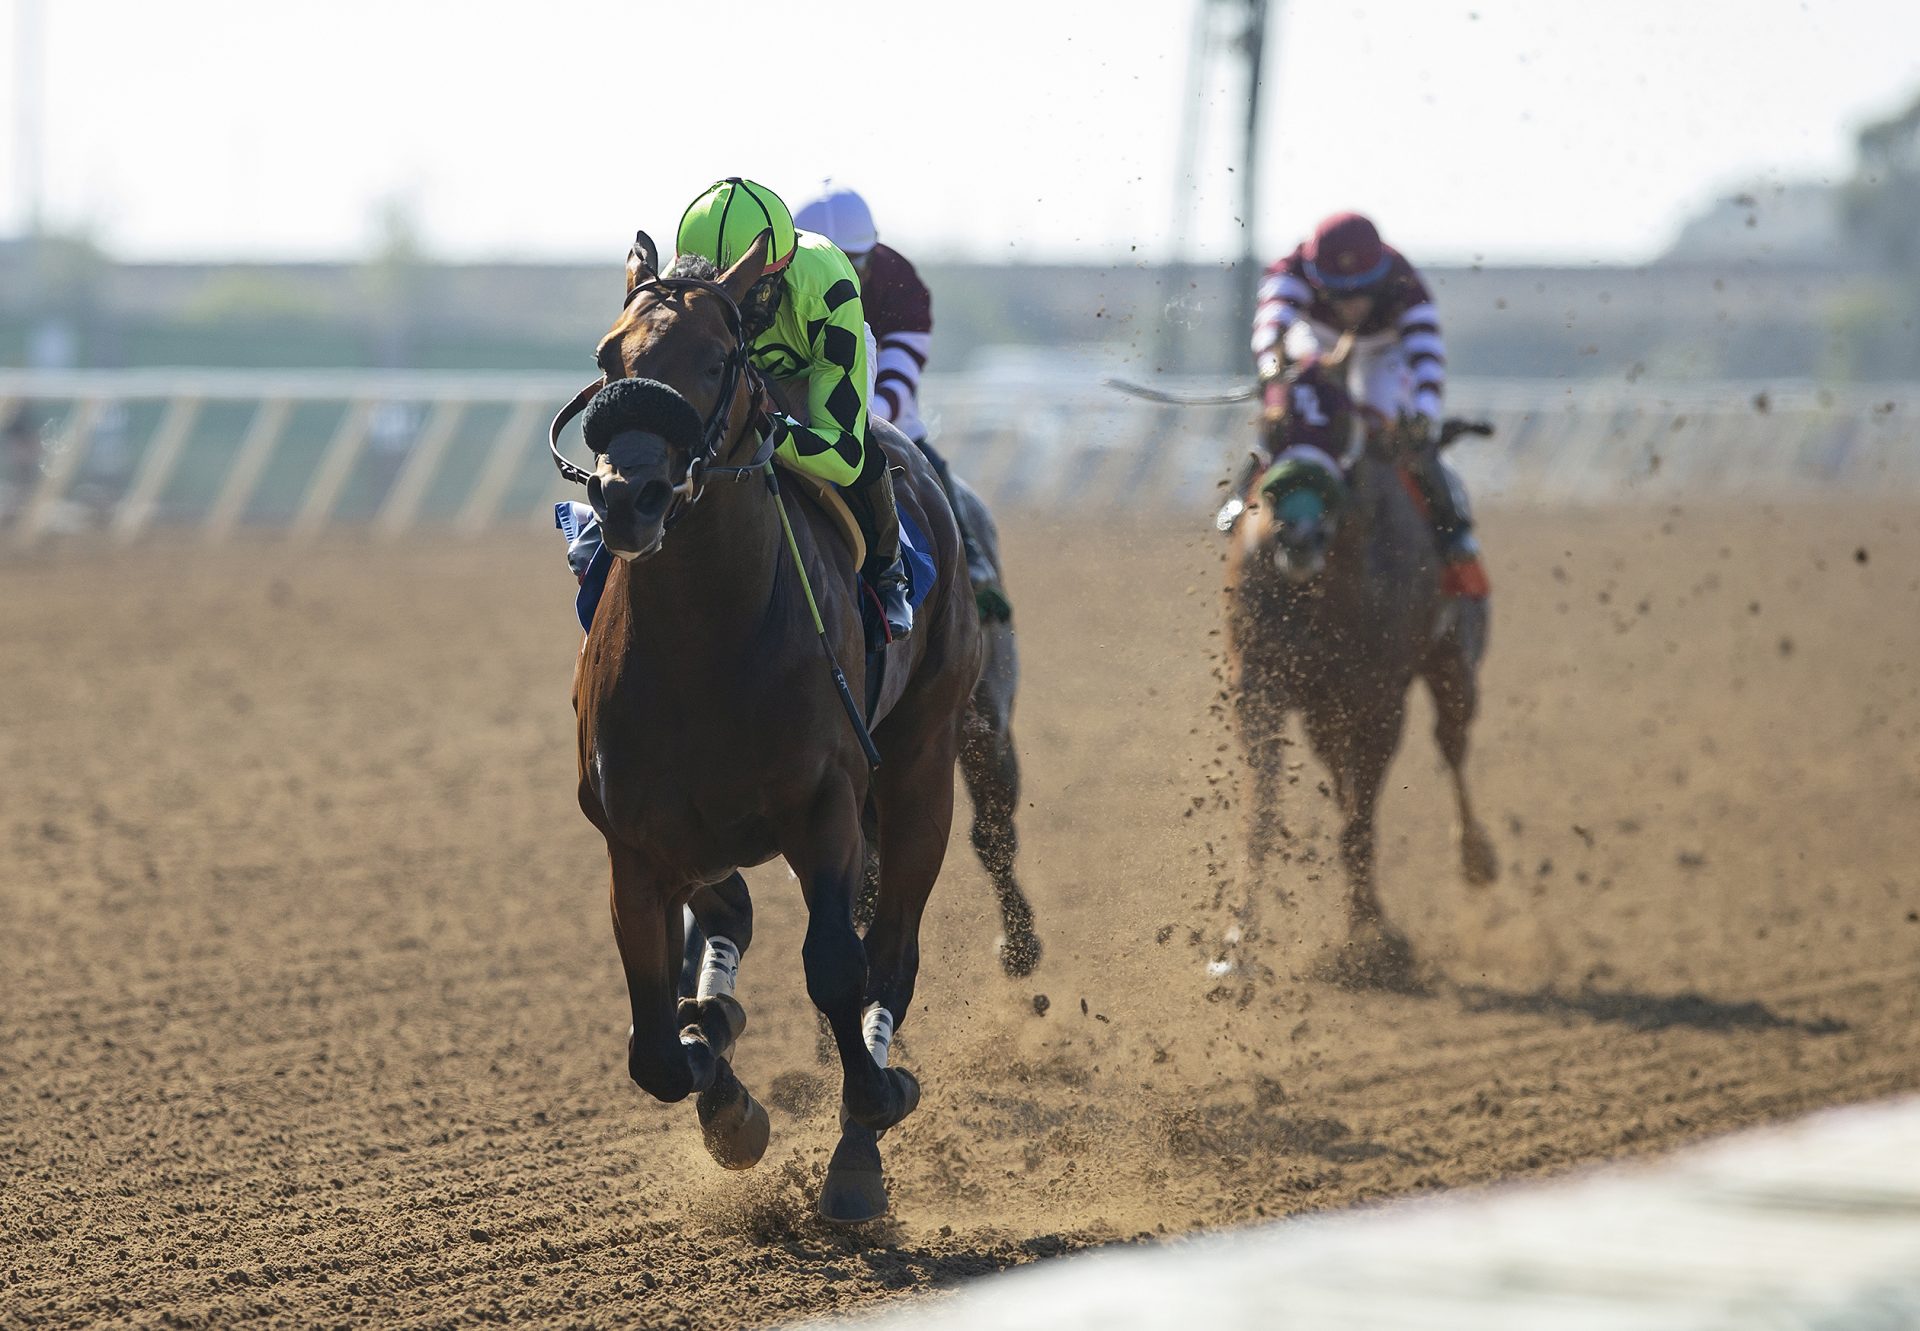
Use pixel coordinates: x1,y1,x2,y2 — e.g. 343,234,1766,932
548,275,774,532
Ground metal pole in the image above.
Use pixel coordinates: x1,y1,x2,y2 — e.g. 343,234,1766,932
16,0,45,235
1161,0,1214,372
1232,0,1272,374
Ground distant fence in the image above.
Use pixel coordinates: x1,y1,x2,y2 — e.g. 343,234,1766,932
1,369,1915,548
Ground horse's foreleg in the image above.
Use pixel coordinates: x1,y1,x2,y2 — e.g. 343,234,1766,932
812,723,956,1224
1232,666,1292,873
608,843,700,1103
1425,624,1499,887
868,725,959,1038
609,847,767,1169
1320,701,1420,988
781,776,916,1138
961,705,1040,977
1331,705,1405,942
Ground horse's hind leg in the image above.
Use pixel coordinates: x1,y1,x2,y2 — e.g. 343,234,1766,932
608,846,769,1170
1424,608,1498,886
962,631,1039,976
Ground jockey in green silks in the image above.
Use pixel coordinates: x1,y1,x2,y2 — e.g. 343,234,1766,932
676,177,913,641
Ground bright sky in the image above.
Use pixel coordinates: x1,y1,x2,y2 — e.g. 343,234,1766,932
4,0,1917,266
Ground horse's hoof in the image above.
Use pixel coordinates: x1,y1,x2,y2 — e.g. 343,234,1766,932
678,993,747,1061
890,1066,921,1123
996,929,1042,978
841,1066,922,1135
697,1065,770,1171
818,1123,888,1224
1460,829,1500,887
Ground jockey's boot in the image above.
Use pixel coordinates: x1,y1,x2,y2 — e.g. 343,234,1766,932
847,458,913,642
1407,450,1490,600
914,436,1011,624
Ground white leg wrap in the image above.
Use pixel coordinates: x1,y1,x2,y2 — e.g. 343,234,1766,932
695,935,741,1001
862,1002,895,1069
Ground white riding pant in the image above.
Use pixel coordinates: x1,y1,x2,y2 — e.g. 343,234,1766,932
1282,319,1467,506
1282,320,1410,422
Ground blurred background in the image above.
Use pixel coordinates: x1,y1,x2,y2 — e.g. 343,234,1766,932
7,0,1920,377
3,0,1919,535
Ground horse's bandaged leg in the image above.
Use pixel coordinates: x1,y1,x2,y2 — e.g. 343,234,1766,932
696,935,742,1001
861,1002,895,1069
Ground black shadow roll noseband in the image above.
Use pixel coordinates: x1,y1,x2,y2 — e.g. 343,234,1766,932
550,276,774,534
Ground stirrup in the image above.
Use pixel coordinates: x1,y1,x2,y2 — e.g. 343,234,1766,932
871,560,913,640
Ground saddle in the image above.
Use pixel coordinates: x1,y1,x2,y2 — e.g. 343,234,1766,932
773,449,937,674
773,457,866,570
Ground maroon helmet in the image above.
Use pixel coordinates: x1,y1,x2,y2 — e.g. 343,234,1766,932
1304,212,1390,293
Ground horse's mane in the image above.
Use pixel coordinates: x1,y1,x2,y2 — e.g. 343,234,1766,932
666,254,718,281
654,253,780,336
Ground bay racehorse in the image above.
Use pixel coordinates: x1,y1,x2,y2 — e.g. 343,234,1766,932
564,229,982,1221
1224,353,1498,988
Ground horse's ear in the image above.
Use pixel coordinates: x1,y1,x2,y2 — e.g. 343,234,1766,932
625,230,659,298
718,229,772,301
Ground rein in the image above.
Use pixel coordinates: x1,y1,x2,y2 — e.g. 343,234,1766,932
548,276,776,531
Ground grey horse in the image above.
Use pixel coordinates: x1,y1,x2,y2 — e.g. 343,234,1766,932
1223,358,1498,987
852,466,1039,976
943,474,1039,976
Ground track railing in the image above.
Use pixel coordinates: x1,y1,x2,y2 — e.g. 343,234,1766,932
1,369,1915,547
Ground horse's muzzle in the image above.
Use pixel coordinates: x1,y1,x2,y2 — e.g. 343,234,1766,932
1275,521,1332,583
589,432,675,560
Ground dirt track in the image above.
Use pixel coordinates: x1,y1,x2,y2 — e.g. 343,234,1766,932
5,502,1920,1329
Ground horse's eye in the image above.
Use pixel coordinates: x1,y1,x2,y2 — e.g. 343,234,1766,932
706,360,725,380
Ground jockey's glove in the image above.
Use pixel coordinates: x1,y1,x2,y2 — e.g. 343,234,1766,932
1256,353,1284,383
760,414,795,449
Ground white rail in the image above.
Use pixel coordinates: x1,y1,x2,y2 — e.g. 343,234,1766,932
838,1094,1920,1331
1,370,1915,547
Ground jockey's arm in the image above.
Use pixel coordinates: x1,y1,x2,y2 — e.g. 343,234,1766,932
769,273,870,487
866,249,934,437
1395,291,1446,424
873,331,930,432
1251,261,1313,380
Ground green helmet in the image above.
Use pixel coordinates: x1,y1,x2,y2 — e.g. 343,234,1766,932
676,177,796,274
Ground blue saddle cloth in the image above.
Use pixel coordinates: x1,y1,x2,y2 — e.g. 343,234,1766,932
897,506,936,611
558,499,935,635
556,502,614,633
